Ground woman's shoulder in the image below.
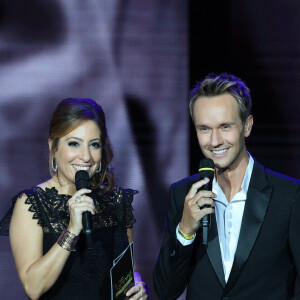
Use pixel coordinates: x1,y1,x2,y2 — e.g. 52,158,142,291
13,182,66,217
109,187,139,200
103,187,138,208
12,178,54,200
11,183,69,233
106,187,137,226
0,186,44,236
11,186,50,217
12,186,42,204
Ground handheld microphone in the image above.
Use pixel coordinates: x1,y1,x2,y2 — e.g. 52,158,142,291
75,170,93,249
198,158,215,246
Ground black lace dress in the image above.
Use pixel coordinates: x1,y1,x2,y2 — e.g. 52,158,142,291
0,186,137,299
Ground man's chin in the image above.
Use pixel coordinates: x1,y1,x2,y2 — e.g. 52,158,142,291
212,159,230,173
204,156,225,168
215,166,229,174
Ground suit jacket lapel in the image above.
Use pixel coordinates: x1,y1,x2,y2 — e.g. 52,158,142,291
206,213,226,288
225,161,273,292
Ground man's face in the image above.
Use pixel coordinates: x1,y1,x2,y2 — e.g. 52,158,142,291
193,93,252,171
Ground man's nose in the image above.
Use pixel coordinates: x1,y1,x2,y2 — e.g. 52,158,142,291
210,129,223,147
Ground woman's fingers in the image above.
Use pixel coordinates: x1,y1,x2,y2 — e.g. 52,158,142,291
67,189,94,234
71,195,95,209
68,189,91,204
126,284,148,300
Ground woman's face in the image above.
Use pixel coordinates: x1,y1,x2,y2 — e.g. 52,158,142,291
52,120,102,189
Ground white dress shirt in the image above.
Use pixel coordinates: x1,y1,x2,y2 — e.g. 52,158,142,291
176,155,254,282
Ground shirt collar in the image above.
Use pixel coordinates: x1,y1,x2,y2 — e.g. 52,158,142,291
212,153,254,202
240,153,254,195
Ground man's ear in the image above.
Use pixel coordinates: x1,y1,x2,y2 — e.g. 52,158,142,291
244,115,253,137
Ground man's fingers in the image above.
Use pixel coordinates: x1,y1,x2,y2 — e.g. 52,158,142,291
186,178,210,200
199,206,215,216
194,190,216,201
195,197,216,208
181,179,216,235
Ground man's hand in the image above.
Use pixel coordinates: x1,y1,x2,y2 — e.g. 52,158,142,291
179,178,216,236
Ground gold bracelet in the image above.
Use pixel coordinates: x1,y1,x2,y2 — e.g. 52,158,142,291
57,228,79,252
178,225,195,240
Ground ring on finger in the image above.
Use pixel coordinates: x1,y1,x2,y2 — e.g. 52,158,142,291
75,195,81,202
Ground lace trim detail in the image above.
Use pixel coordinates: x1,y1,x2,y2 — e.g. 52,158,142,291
25,192,44,226
0,189,41,236
113,188,137,227
0,207,12,236
0,186,138,236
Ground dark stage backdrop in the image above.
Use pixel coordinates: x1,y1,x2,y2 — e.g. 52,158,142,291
189,0,300,297
1,0,300,299
0,1,188,299
190,0,300,180
190,1,300,295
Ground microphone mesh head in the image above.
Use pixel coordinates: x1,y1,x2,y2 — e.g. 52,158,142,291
75,170,91,190
199,158,214,169
198,158,215,179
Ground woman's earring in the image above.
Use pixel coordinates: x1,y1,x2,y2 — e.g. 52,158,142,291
96,162,101,173
52,157,58,173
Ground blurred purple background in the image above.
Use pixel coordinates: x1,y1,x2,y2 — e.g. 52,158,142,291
0,1,188,298
1,1,300,299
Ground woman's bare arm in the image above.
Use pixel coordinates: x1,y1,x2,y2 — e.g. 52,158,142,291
9,194,71,299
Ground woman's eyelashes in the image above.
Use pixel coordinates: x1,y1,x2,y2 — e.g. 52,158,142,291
68,141,79,147
67,141,101,149
90,142,101,149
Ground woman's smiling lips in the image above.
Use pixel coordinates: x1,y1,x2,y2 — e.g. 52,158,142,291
72,165,91,171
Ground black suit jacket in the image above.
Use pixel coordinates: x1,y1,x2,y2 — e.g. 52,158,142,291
153,161,300,299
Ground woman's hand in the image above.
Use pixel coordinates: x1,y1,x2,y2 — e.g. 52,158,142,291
126,282,148,300
67,189,95,235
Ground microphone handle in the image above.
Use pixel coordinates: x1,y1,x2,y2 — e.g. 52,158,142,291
201,207,210,247
82,211,93,250
201,206,211,227
198,179,212,246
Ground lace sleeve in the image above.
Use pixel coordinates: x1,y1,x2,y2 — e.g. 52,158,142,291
0,206,13,236
0,190,28,236
0,188,46,236
113,188,138,227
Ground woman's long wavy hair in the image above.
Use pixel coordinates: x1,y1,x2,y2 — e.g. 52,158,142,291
49,98,116,194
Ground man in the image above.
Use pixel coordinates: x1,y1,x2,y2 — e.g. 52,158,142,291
153,73,300,299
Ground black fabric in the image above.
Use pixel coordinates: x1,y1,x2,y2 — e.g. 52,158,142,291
153,160,300,300
0,186,137,299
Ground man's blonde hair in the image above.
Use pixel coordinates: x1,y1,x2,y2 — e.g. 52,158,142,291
189,73,252,124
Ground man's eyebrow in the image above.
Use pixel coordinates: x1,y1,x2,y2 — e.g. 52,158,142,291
195,124,208,129
220,122,235,126
195,122,236,129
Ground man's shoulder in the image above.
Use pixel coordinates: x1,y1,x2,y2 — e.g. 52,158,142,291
254,160,300,188
171,173,199,190
264,167,300,186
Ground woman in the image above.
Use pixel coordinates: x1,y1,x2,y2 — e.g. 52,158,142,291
0,98,147,299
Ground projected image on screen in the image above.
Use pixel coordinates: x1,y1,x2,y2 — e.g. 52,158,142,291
0,1,188,299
